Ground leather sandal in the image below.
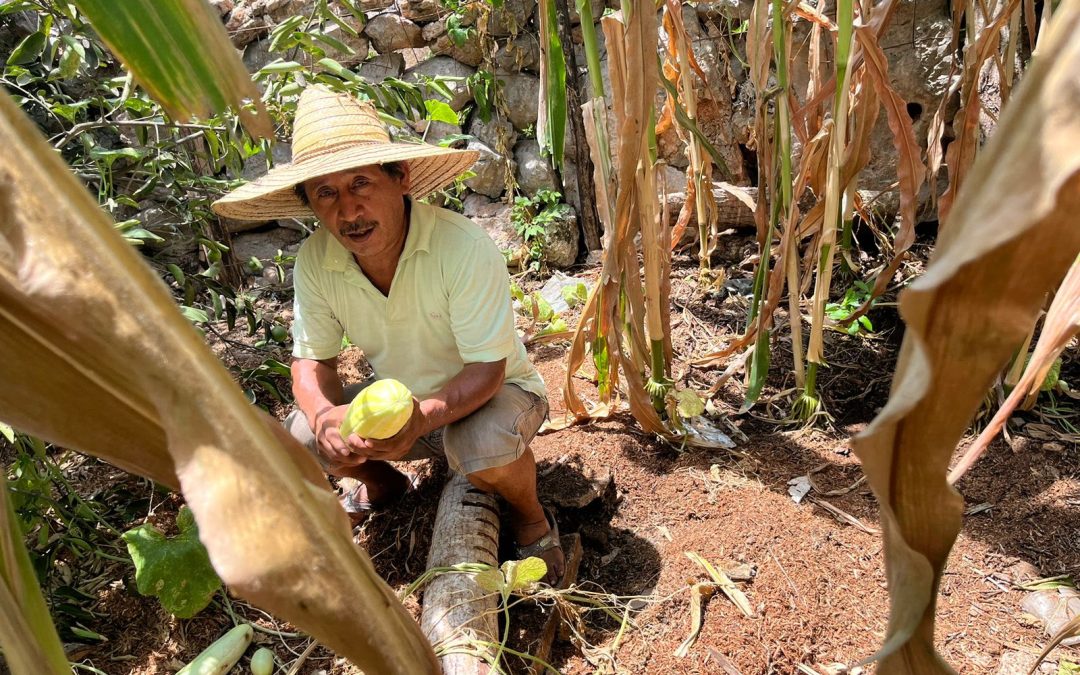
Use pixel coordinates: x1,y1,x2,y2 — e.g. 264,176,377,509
513,505,565,586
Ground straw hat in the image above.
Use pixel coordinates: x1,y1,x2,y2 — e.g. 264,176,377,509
212,86,478,221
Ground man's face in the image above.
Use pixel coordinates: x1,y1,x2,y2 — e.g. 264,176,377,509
302,164,411,264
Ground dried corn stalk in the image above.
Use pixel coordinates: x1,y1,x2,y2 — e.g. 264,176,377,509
851,5,1080,671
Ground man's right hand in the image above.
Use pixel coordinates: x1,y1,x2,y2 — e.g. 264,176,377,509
312,404,366,467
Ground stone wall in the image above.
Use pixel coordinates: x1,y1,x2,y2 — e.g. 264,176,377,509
214,0,956,270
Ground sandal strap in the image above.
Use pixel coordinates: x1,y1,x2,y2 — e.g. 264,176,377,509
514,506,561,559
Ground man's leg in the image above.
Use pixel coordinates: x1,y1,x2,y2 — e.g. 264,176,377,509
444,385,565,583
466,447,565,580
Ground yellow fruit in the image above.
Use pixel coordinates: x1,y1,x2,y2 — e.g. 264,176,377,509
339,378,414,440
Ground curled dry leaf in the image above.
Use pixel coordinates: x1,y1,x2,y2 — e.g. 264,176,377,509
850,5,1080,671
0,93,438,673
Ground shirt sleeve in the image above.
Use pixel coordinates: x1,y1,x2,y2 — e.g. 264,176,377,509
446,235,517,364
291,244,345,361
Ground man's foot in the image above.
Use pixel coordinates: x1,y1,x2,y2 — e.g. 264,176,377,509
513,506,566,586
339,470,418,525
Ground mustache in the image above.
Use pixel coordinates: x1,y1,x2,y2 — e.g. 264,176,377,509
339,219,377,236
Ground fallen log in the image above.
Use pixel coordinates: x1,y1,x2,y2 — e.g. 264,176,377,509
421,473,501,675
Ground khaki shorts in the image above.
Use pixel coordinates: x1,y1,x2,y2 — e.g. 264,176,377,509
284,380,549,475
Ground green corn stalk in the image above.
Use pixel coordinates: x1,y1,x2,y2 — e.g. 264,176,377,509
802,0,855,417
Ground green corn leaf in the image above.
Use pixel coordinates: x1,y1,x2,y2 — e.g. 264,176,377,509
122,506,222,618
537,0,566,167
72,0,271,138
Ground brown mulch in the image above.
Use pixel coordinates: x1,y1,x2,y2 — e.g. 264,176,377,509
56,241,1080,674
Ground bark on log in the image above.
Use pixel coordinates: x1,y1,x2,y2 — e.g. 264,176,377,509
421,473,501,675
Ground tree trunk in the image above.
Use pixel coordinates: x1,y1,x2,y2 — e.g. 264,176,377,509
420,473,501,675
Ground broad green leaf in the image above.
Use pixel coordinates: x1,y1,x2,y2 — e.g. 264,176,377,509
7,30,47,65
179,306,209,323
561,282,587,308
58,35,85,79
71,0,271,138
424,99,459,125
503,557,547,591
310,30,354,56
122,507,222,618
257,60,304,75
0,89,438,672
166,264,186,286
474,568,504,594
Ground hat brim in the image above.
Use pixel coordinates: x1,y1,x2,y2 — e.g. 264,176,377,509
211,141,479,221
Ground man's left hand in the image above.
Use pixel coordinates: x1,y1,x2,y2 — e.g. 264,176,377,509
346,398,426,462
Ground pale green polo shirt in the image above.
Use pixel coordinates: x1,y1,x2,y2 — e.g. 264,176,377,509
290,200,546,401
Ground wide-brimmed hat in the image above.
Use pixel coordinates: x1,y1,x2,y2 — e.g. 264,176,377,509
212,85,478,221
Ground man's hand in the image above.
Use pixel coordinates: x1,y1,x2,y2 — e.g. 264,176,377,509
347,398,425,462
312,404,367,468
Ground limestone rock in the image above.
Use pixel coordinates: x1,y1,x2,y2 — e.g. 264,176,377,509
513,139,558,197
468,114,518,153
210,0,235,16
541,205,580,268
320,20,369,66
493,35,541,74
396,0,441,22
486,0,536,36
242,37,276,74
469,201,522,253
358,52,405,81
355,0,393,11
364,13,425,53
496,72,541,131
462,193,497,218
405,56,475,110
225,0,314,47
410,119,464,146
463,140,513,198
231,227,305,277
425,17,486,66
861,0,955,219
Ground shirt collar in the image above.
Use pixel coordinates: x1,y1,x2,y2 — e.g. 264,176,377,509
320,197,431,273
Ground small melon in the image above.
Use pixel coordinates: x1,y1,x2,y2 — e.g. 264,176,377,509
339,378,414,440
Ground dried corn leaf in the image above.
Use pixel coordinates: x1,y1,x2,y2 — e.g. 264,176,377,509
674,581,718,657
938,0,1021,223
686,552,754,617
844,27,926,321
0,92,438,673
949,254,1080,483
850,5,1080,672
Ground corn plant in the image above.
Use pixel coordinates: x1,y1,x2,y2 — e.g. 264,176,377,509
0,1,439,673
850,6,1080,671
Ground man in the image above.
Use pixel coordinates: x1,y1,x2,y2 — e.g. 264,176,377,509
213,85,564,583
